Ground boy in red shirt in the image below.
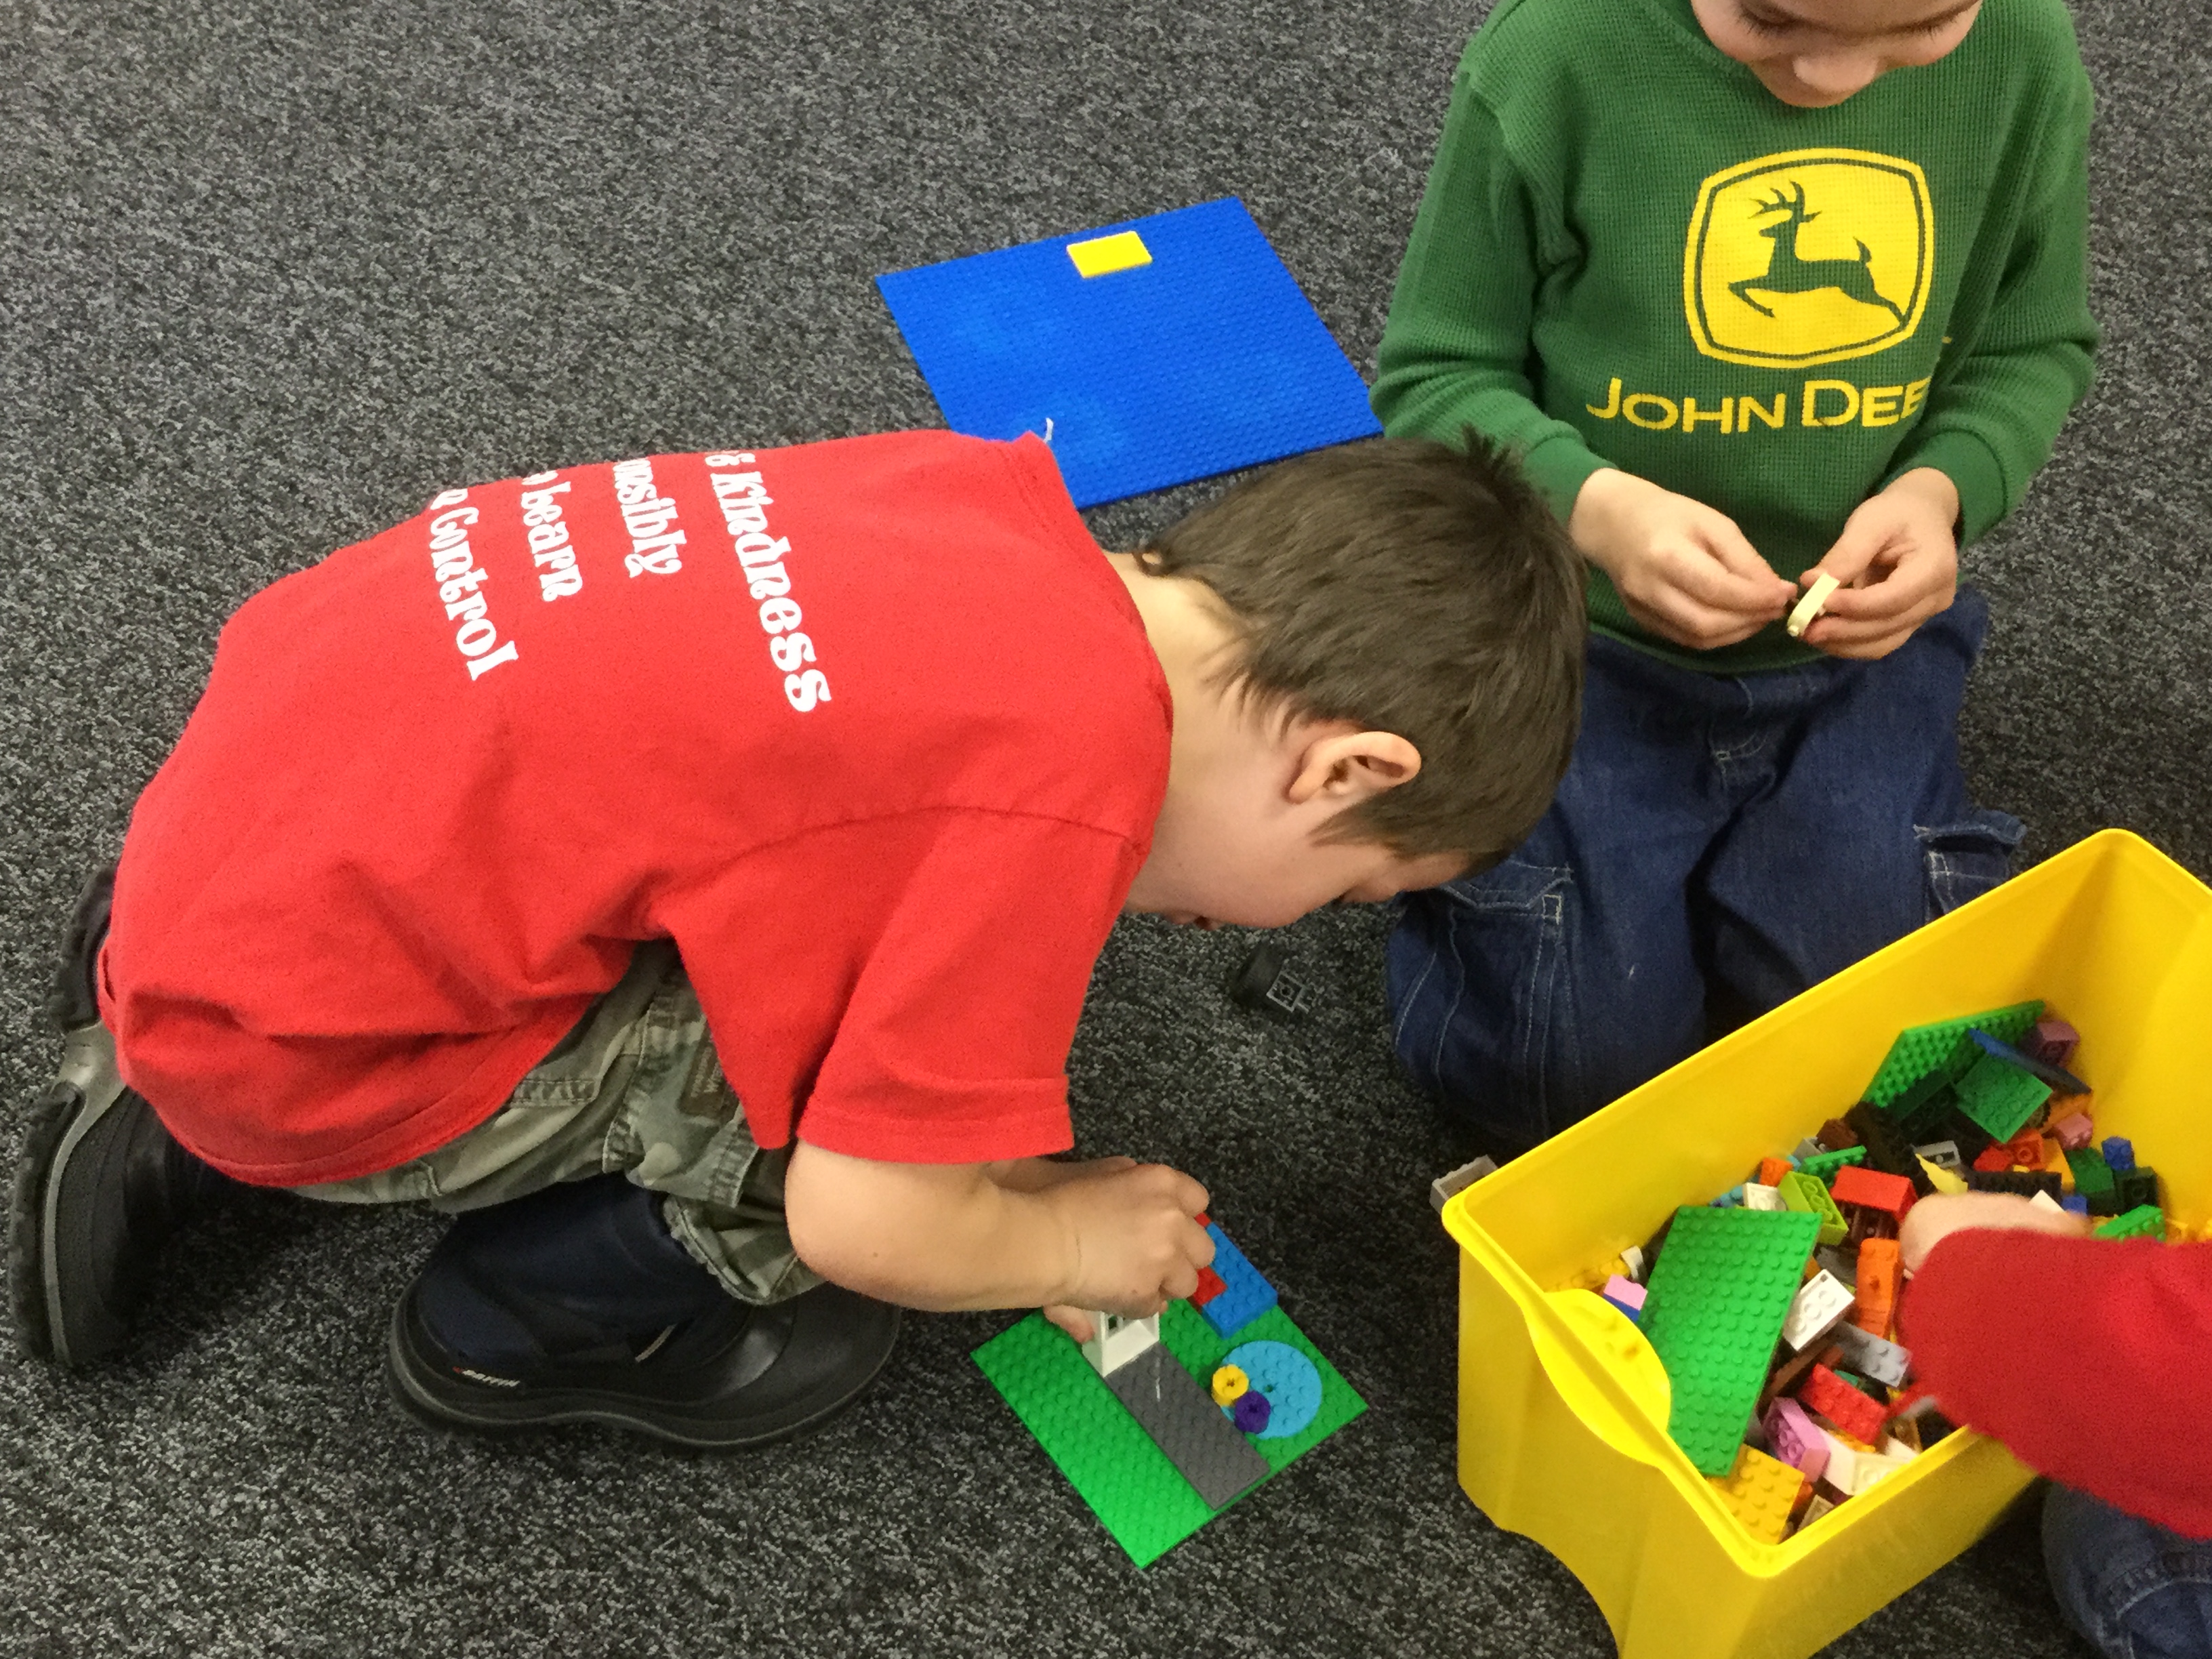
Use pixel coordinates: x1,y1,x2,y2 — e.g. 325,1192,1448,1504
1900,1195,2212,1658
10,429,1585,1448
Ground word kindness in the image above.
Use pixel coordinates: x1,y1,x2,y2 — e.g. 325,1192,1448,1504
422,489,520,681
1584,373,1936,434
705,452,832,714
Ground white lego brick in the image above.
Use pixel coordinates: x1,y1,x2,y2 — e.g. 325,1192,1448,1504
1743,1182,1786,1212
1780,1270,1856,1353
1080,1311,1160,1378
1430,1155,1499,1211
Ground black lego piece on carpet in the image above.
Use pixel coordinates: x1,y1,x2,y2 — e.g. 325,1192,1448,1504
3,0,2202,1653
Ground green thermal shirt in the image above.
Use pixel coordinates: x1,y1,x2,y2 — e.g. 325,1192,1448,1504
1374,0,2098,672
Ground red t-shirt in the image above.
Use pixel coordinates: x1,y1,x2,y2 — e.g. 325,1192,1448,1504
1902,1231,2212,1540
102,431,1170,1185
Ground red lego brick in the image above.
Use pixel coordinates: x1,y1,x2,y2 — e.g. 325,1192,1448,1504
2004,1126,2045,1168
1973,1144,2014,1173
1800,1364,1887,1444
1830,1165,1915,1221
1190,1266,1226,1308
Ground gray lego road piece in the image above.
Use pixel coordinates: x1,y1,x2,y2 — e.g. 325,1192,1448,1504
1103,1345,1269,1509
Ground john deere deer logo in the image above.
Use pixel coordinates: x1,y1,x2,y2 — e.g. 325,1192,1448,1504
1684,149,1933,367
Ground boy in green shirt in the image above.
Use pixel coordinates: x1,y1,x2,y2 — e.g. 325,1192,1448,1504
1376,0,2096,1147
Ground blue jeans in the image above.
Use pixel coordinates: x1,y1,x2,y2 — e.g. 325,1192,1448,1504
1387,589,2020,1152
2046,1486,2212,1659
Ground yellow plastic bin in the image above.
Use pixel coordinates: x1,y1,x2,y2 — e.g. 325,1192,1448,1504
1440,830,2212,1659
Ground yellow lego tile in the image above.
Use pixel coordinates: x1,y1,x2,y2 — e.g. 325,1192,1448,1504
1066,230,1152,279
1919,1156,1969,1195
1708,1445,1807,1544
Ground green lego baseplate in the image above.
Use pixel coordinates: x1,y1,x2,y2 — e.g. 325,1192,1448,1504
1640,1205,1823,1477
1954,1050,2053,1141
973,1297,1366,1566
1864,1000,2044,1107
2093,1204,2166,1242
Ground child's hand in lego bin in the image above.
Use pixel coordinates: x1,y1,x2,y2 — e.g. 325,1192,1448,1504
1568,467,1795,651
1038,1162,1214,1342
1793,468,1960,661
1900,1190,2091,1274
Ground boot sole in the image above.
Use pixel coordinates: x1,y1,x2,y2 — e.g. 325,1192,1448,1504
7,1084,76,1361
11,1045,144,1367
384,1292,901,1452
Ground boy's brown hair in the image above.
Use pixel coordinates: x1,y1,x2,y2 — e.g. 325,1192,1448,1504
1139,432,1585,867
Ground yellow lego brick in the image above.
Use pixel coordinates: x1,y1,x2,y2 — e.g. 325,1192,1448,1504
1919,1155,1969,1195
1066,230,1152,278
2041,1136,2074,1193
1708,1445,1807,1544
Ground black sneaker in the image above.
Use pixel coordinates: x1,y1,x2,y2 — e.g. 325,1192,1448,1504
383,1174,900,1450
7,867,235,1366
387,1278,903,1450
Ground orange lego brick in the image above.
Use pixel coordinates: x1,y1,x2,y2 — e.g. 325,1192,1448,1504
1854,1238,1901,1337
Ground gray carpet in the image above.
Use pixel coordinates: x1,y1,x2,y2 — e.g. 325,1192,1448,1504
3,0,2204,1654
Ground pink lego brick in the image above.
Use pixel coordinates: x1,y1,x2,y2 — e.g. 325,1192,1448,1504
1763,1397,1830,1482
2053,1112,2095,1151
1601,1275,1647,1319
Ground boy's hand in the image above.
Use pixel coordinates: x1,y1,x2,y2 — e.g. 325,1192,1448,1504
1037,1162,1212,1340
1795,468,1960,661
1898,1190,2091,1275
1568,468,1795,651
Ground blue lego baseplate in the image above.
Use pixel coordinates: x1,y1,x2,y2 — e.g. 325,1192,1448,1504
1196,1221,1278,1338
874,197,1383,508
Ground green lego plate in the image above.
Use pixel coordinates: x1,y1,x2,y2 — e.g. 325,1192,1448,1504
1640,1206,1822,1477
1863,1000,2043,1107
973,1298,1366,1566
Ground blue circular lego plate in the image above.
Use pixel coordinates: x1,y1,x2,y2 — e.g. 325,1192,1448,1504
1219,1340,1319,1439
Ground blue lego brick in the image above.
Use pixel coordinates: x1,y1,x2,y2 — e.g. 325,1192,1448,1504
1196,1221,1279,1338
875,197,1382,508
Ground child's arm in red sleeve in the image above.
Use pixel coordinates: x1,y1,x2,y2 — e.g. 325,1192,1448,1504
1902,1231,2212,1540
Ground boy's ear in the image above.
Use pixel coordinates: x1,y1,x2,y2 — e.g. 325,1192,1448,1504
1286,728,1422,808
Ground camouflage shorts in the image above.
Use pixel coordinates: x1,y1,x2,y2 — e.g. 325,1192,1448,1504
293,941,819,1305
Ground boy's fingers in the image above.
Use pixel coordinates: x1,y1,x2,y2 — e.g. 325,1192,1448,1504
1814,506,1897,588
1043,1304,1096,1343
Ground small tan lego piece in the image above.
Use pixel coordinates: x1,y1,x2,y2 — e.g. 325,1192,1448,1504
1786,573,1841,638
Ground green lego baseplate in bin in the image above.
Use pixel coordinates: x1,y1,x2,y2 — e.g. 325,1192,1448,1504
974,1297,1365,1566
1640,1205,1823,1476
1954,1050,2053,1141
1864,1000,2043,1107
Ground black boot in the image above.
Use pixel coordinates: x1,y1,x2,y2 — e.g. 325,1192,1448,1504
9,866,237,1365
386,1174,901,1450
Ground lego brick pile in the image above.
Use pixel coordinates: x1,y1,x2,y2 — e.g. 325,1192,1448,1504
1584,1000,2184,1546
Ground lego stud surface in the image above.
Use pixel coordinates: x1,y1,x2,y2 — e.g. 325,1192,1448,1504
1863,1001,2043,1106
974,1300,1366,1566
1195,1222,1279,1338
1639,1206,1822,1476
876,197,1383,508
1220,1340,1322,1441
1105,1345,1269,1509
